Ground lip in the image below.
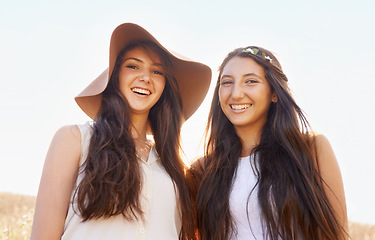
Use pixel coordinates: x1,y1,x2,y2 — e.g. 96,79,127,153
229,103,251,112
131,87,152,96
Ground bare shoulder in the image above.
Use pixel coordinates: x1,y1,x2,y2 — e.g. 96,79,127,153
309,132,348,230
49,125,81,156
308,132,337,169
310,132,331,150
31,125,82,239
53,124,81,143
42,124,82,179
308,132,341,185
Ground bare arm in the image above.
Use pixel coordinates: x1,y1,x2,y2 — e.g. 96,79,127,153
314,134,348,237
30,125,81,240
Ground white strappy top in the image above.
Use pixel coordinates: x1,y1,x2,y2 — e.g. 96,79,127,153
229,155,267,240
62,122,181,240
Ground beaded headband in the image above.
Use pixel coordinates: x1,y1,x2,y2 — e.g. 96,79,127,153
242,47,273,62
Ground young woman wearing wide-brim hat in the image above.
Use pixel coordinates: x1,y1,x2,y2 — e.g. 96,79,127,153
31,23,211,240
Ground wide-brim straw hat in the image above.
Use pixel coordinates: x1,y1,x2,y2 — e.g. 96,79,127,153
75,23,212,122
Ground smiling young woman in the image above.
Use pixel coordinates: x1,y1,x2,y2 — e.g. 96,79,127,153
118,46,166,117
30,23,211,240
188,46,348,240
218,56,277,156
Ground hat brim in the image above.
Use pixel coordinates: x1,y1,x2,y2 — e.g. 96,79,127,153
75,23,212,122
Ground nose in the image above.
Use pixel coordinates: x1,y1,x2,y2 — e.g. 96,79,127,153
231,82,244,99
139,70,151,83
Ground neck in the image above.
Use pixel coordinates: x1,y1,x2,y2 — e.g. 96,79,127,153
235,124,264,157
130,113,149,140
131,113,152,162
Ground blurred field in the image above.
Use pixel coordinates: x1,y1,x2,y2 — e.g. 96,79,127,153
0,192,374,239
0,193,34,240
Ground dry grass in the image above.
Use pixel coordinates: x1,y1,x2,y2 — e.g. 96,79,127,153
0,192,374,239
0,193,35,240
349,221,375,240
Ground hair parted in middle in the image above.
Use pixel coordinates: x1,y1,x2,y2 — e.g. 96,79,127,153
192,46,346,240
73,40,195,240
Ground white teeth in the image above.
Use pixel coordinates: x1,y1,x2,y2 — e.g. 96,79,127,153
230,104,251,110
132,88,151,95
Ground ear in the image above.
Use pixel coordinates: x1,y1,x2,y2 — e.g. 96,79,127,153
271,93,278,103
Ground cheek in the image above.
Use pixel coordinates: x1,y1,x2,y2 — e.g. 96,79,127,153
253,85,272,100
218,90,224,107
218,88,228,112
157,79,166,93
118,72,131,88
154,79,166,98
118,79,127,94
218,87,226,101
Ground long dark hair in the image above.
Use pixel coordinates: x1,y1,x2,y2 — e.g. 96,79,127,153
194,47,347,239
74,41,195,239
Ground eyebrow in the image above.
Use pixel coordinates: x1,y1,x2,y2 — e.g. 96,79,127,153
243,73,262,78
123,57,164,67
221,73,262,79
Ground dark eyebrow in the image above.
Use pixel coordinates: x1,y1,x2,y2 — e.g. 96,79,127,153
220,74,232,79
220,73,262,80
243,73,262,78
124,57,142,63
123,57,164,67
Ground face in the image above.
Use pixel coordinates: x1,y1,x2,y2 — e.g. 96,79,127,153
118,46,166,116
219,56,276,131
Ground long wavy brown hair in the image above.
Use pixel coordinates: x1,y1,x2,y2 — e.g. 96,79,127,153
73,41,195,239
192,47,347,240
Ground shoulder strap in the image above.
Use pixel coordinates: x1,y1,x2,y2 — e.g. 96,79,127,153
76,122,93,165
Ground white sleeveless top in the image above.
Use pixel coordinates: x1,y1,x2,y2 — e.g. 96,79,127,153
229,155,268,240
62,122,181,240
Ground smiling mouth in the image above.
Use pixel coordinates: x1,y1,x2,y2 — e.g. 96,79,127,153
230,104,251,110
131,87,151,96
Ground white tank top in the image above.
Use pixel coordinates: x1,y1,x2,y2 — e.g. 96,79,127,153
229,155,268,240
62,122,181,240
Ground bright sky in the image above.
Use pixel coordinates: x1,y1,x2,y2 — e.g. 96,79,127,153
1,0,374,225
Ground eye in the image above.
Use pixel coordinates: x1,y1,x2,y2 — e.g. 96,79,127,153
222,81,232,85
153,70,164,76
245,79,258,84
126,64,138,69
220,79,233,85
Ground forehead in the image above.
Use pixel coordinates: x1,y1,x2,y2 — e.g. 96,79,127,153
123,46,163,64
222,56,265,77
